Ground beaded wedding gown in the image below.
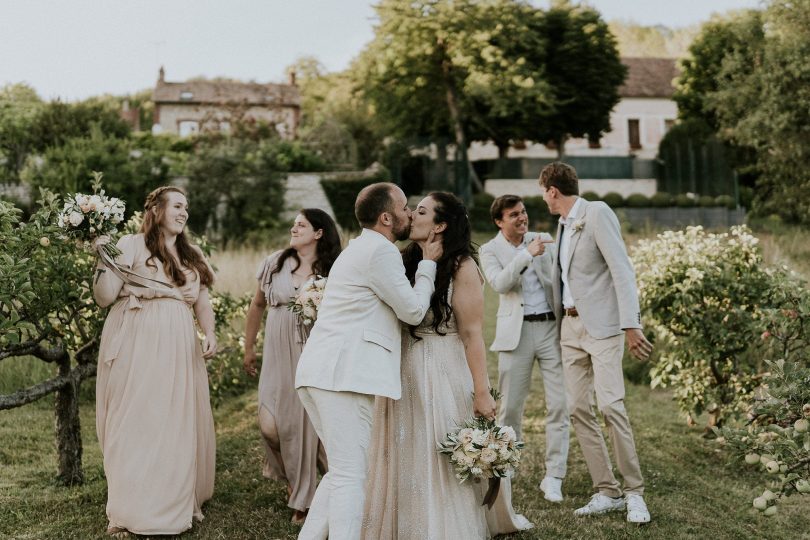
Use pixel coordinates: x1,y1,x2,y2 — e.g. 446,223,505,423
362,281,533,539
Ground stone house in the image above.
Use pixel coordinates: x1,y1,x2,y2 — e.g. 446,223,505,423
470,57,680,161
151,67,300,138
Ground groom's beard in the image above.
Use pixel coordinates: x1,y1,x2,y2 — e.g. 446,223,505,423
392,215,411,241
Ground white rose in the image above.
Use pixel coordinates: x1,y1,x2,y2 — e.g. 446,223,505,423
471,429,487,446
499,426,517,443
458,428,474,445
480,448,498,464
68,211,84,227
470,467,483,476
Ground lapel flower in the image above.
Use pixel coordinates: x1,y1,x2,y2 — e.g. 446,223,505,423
572,219,586,233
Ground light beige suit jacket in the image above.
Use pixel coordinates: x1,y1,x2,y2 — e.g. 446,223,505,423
294,228,436,400
551,199,642,339
480,231,556,352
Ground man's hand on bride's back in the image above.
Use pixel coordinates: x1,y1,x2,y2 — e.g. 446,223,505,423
422,230,444,262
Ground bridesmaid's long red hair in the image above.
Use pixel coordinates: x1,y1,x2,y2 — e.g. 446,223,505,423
140,186,214,287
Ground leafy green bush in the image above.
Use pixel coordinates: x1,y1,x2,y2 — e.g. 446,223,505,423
715,194,736,209
523,196,550,228
675,193,697,208
651,192,674,207
601,192,625,208
698,195,716,207
633,226,783,425
721,278,809,512
470,192,496,232
625,193,650,207
580,191,600,201
207,291,254,406
320,167,391,230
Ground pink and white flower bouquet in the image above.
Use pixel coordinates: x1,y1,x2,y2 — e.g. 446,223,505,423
438,416,524,483
287,275,327,326
57,172,125,258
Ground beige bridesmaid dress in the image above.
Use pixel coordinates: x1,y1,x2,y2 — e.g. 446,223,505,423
255,252,326,512
94,234,216,535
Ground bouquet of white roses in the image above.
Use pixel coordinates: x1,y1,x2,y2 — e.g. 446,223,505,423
438,416,524,484
287,275,327,326
57,172,125,258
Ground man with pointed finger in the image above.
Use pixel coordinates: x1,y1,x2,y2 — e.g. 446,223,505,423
480,195,570,504
540,162,653,524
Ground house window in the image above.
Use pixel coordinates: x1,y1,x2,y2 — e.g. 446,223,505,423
178,121,199,137
588,134,601,149
180,91,194,101
628,119,641,150
219,121,231,133
664,119,676,133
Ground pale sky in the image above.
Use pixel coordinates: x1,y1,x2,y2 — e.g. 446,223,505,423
1,0,763,101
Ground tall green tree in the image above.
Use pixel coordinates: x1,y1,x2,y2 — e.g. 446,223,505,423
711,0,810,223
0,84,44,182
529,1,626,157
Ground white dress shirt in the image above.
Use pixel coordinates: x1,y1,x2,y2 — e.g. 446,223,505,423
508,237,551,315
558,197,585,309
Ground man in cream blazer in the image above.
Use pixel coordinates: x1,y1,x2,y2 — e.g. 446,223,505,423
479,195,570,503
541,162,653,524
295,183,441,540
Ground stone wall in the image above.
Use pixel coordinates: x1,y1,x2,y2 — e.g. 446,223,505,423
282,173,336,221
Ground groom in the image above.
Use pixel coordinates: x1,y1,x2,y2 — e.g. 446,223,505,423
295,182,442,539
540,162,653,524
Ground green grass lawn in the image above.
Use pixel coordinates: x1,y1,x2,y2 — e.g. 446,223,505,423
3,228,810,539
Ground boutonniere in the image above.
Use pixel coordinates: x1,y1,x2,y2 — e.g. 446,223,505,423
572,219,586,234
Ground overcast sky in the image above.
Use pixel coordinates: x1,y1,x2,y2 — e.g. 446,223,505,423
1,0,763,101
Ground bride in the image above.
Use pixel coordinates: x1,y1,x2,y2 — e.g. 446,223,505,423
362,192,533,539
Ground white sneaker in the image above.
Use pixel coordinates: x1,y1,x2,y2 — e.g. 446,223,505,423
626,493,651,523
573,493,625,516
539,476,564,502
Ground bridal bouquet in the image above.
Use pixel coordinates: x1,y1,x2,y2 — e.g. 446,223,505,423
438,417,524,484
287,276,327,326
57,172,126,258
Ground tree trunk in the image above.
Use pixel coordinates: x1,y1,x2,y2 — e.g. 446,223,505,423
495,142,510,178
556,136,567,160
438,39,481,204
54,358,83,485
431,143,449,191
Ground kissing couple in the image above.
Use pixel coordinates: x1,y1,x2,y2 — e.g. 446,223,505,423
295,183,533,539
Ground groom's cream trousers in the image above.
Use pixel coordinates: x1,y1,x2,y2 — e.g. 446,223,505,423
297,386,374,540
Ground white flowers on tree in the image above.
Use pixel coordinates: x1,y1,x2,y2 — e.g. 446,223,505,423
287,276,327,326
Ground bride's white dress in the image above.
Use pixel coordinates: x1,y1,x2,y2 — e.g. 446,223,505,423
362,282,534,539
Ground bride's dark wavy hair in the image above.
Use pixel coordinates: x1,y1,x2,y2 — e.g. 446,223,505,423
402,192,478,337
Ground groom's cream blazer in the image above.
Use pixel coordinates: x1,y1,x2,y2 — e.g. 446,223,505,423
480,231,555,352
295,228,436,400
551,199,641,339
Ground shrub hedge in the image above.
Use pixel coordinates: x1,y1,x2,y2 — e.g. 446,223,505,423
320,168,391,230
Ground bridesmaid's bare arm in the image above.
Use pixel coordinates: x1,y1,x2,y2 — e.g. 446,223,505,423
243,287,268,377
452,257,496,420
194,288,217,359
93,235,132,308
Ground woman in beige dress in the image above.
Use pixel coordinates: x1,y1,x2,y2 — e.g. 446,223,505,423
363,192,534,539
243,208,341,524
94,186,217,538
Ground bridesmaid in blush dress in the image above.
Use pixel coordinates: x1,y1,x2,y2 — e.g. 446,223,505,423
94,186,217,538
243,209,341,524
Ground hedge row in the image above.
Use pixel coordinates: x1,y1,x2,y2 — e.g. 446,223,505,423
581,191,737,209
319,168,392,230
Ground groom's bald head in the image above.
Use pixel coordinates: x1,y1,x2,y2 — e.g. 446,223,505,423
355,182,398,228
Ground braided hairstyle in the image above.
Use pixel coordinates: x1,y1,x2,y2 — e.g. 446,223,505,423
141,186,214,287
402,192,478,336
